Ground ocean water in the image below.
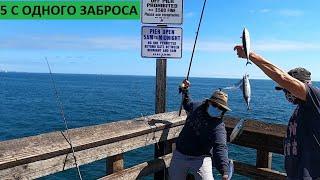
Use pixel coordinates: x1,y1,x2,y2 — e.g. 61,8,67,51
1,72,318,179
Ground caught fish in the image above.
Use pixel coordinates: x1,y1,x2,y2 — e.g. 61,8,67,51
242,74,251,110
242,28,251,65
222,74,251,110
230,119,246,142
227,160,234,180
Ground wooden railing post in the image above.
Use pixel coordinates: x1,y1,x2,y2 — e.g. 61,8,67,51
106,154,124,175
256,150,272,168
154,58,167,180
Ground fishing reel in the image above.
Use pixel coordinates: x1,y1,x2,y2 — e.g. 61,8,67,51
179,79,190,93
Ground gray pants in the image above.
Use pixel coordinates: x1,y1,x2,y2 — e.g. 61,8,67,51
169,150,214,180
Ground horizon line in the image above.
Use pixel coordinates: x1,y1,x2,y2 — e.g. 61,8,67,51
2,71,320,82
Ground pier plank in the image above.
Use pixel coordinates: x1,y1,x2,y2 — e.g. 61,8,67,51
234,160,286,179
0,112,184,169
0,125,183,179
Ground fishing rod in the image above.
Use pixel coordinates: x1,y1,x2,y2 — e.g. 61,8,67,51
178,0,207,116
46,58,83,180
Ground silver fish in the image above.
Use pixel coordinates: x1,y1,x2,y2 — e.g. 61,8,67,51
222,74,251,110
242,28,251,65
227,160,234,180
242,74,251,110
230,119,246,142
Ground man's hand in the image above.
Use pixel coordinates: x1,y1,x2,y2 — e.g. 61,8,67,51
181,79,190,89
179,79,190,93
234,45,248,59
222,174,228,180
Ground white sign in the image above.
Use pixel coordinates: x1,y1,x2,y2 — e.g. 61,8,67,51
141,26,182,58
142,0,183,24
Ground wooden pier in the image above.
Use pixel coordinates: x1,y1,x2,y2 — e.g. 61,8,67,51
0,111,287,179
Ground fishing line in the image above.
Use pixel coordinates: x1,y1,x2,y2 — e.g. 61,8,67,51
313,134,320,148
46,58,83,180
131,81,160,149
178,0,207,116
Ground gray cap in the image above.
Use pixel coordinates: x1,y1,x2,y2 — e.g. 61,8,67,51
275,67,311,90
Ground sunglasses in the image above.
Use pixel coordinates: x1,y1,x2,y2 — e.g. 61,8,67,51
282,89,289,93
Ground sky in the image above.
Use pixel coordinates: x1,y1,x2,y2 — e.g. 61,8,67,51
1,0,320,80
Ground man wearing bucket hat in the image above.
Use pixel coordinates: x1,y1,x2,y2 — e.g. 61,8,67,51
169,79,233,180
234,46,320,179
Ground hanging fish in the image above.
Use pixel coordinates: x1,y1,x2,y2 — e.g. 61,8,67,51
227,159,234,180
242,28,251,66
242,74,251,110
230,119,247,142
222,74,251,110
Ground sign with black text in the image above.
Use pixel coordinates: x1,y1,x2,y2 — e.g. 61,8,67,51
141,26,182,58
141,0,183,24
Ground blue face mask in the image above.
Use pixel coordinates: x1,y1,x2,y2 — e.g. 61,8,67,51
207,105,223,118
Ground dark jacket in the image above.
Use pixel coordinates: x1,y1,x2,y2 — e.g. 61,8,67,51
176,90,229,175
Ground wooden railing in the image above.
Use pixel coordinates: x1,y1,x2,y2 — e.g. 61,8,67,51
0,111,287,179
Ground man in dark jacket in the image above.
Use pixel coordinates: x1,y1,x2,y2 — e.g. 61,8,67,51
169,79,232,180
234,46,320,179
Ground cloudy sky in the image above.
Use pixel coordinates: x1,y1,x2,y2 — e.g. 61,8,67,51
1,0,320,80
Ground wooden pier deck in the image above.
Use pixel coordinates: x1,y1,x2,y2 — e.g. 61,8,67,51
0,111,287,179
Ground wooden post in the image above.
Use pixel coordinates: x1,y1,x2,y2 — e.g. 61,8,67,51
154,58,167,180
106,154,124,175
256,150,272,168
155,59,167,114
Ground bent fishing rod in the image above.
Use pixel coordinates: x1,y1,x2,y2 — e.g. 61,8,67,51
178,0,207,116
46,58,83,180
